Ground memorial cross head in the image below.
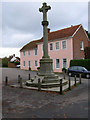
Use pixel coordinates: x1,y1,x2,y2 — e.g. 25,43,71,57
39,2,51,15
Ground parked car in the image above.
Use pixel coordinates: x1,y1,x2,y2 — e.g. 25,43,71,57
67,66,90,78
16,65,20,68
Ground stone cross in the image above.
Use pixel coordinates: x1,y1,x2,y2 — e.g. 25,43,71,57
39,3,51,58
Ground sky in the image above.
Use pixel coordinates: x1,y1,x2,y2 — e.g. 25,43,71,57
0,0,89,58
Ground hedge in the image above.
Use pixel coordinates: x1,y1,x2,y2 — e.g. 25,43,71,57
70,59,90,71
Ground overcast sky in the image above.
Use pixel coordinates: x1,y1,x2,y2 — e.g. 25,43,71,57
0,0,89,58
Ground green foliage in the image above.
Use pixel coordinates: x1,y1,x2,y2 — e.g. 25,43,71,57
37,67,40,69
70,59,90,71
84,47,90,59
14,61,20,65
62,68,67,73
2,57,9,67
88,33,90,38
37,67,40,71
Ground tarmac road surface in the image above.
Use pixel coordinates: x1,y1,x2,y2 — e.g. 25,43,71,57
1,68,89,118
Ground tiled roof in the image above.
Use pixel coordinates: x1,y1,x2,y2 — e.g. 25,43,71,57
20,24,81,51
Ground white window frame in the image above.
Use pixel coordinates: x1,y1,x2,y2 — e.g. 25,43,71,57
34,48,37,55
35,60,37,67
55,41,59,50
23,50,25,56
23,61,25,67
49,43,53,51
62,40,67,50
28,50,30,56
62,58,67,68
28,61,30,67
42,44,43,53
55,59,60,69
80,41,84,50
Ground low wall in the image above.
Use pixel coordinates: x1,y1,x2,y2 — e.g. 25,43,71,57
8,63,16,68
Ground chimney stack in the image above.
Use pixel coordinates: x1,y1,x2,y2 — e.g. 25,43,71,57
48,28,50,33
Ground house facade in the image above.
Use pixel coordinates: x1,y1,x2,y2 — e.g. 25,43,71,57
20,24,89,72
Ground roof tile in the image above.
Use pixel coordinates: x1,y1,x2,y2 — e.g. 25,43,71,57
20,24,81,51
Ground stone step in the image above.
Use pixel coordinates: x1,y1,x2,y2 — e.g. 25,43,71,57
42,79,61,83
26,80,68,88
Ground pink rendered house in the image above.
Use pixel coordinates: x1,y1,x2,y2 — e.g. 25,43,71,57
20,24,89,72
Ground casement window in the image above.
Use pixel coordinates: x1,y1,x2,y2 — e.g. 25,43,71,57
23,50,25,56
28,61,30,67
28,50,30,56
55,42,59,50
49,43,53,50
80,41,84,50
23,61,25,67
62,58,67,68
56,59,60,68
34,48,37,55
62,40,66,49
35,60,37,67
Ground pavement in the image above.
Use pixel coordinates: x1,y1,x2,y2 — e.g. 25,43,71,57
1,68,89,119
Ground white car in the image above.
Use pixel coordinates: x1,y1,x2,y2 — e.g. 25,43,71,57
16,65,20,68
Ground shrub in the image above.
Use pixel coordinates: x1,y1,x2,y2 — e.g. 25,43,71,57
70,59,90,71
62,68,67,73
37,67,40,70
14,61,20,65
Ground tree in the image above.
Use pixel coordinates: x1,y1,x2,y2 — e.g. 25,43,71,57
88,33,90,38
2,57,9,67
84,47,90,59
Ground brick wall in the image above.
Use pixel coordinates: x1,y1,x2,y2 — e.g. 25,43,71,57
88,40,90,47
8,63,16,68
73,26,88,59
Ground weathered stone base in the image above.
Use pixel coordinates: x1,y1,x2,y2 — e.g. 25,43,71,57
26,58,66,88
25,73,64,88
39,58,53,76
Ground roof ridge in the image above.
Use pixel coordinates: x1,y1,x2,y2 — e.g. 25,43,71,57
49,24,81,34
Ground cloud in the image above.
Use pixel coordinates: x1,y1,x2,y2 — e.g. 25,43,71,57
0,47,20,58
2,2,88,49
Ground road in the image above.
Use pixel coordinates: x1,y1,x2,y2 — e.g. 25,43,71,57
1,68,89,119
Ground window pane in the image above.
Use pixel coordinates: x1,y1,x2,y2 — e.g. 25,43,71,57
50,43,53,50
35,60,37,66
35,48,37,55
28,50,30,56
63,58,67,68
28,61,30,67
23,61,25,67
80,41,84,50
56,59,60,68
23,50,25,56
55,42,59,50
62,41,66,49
